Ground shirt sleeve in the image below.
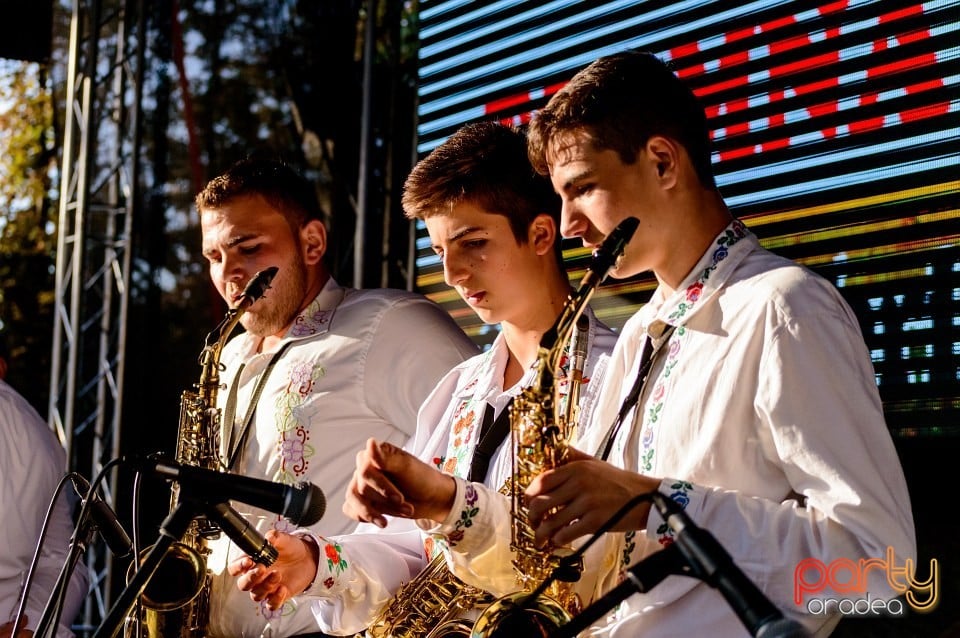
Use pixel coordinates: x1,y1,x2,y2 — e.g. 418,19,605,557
0,384,88,638
417,478,519,597
300,520,427,635
364,296,478,438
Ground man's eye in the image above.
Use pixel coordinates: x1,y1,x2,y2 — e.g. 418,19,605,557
239,245,260,255
464,239,486,249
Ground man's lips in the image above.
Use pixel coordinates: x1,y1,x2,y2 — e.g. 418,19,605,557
462,290,486,305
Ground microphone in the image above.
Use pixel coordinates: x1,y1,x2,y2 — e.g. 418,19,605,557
651,492,809,638
138,457,327,526
208,502,279,565
70,475,133,557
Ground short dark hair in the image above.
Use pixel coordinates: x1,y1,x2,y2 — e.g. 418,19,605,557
528,50,715,189
195,158,323,229
402,121,560,246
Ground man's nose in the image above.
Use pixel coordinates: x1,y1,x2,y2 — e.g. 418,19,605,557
220,252,248,283
442,252,468,287
560,199,588,239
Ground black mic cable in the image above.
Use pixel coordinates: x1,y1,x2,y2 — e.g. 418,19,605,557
34,456,127,638
9,471,76,638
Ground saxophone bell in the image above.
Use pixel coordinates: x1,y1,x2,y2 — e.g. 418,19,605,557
470,591,569,638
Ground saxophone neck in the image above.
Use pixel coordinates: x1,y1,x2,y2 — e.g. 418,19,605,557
195,267,279,399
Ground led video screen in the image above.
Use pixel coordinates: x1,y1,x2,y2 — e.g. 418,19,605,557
413,0,959,437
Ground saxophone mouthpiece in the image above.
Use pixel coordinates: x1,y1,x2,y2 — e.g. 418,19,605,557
596,217,639,267
586,217,639,283
242,267,280,303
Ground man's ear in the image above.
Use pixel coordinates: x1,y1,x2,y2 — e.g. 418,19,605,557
530,213,558,256
301,219,327,265
645,135,680,188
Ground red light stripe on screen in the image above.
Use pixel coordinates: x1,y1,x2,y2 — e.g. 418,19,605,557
676,3,926,81
665,1,851,62
484,81,566,116
714,100,954,162
704,51,939,120
712,75,948,141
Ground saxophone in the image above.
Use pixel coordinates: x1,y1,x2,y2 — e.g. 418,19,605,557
126,267,279,638
471,217,639,638
362,218,638,638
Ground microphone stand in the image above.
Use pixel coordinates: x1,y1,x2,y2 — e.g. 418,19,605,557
93,501,197,638
32,531,90,637
550,543,687,638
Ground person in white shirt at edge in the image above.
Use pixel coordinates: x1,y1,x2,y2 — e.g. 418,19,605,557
1,374,88,638
317,51,915,637
226,122,619,634
194,157,478,638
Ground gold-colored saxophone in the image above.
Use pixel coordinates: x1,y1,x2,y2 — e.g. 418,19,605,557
470,217,639,638
126,267,279,638
362,218,638,638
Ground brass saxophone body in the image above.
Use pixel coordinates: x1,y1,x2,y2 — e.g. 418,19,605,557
471,217,639,638
364,553,492,638
127,267,279,638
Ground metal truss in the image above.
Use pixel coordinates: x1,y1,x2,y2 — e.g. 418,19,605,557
48,0,145,633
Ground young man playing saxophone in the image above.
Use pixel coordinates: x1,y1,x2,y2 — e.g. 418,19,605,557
228,122,618,635
194,158,478,638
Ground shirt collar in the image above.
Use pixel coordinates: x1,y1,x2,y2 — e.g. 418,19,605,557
451,331,536,401
232,277,344,357
639,219,755,335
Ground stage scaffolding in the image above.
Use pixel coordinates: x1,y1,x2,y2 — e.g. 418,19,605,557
48,0,144,632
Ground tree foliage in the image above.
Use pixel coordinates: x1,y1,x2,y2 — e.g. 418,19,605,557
0,60,57,410
0,0,421,441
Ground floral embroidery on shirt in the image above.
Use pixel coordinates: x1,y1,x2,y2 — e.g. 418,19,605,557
424,534,450,560
442,398,482,478
278,424,311,477
655,481,693,546
286,360,319,396
668,220,746,322
257,599,284,621
641,326,685,472
618,530,638,581
324,541,348,574
289,305,334,337
447,482,479,546
275,362,324,479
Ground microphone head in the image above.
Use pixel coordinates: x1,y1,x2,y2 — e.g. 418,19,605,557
285,482,326,526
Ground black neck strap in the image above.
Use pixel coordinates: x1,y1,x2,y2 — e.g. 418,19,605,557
467,398,515,483
222,341,293,471
598,325,676,461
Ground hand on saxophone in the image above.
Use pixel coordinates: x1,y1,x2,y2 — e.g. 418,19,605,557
343,437,457,528
228,529,318,610
525,447,660,546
